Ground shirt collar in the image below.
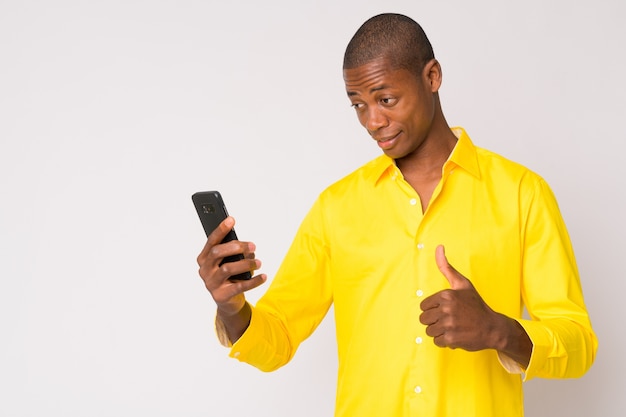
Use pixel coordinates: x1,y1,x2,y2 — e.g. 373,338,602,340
447,127,481,179
365,126,481,184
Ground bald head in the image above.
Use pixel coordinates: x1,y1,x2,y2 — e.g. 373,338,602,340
343,13,435,77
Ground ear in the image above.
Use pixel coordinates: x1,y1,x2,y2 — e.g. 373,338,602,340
422,59,442,93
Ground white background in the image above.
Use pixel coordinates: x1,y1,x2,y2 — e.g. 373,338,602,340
1,0,624,416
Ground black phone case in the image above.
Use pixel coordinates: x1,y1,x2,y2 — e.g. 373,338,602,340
192,191,252,280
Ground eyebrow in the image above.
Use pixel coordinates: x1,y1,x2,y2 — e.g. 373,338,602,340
346,85,391,97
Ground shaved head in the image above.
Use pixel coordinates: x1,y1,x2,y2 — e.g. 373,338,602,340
343,13,435,77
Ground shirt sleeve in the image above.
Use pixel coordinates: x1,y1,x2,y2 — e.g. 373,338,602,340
222,196,335,372
215,314,233,348
516,177,598,380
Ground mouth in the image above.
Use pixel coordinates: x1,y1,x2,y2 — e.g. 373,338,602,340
374,132,400,150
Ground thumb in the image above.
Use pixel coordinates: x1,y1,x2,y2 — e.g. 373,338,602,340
435,245,472,290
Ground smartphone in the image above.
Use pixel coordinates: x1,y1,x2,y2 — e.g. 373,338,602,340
192,191,252,280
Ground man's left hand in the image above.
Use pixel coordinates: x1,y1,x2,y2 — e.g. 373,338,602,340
419,245,503,352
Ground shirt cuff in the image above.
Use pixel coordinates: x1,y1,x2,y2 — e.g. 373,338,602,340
513,318,557,381
214,314,233,348
497,351,526,377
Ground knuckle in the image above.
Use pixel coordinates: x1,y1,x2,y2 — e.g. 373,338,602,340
441,315,455,329
209,246,221,258
440,290,455,301
198,265,210,281
220,263,232,276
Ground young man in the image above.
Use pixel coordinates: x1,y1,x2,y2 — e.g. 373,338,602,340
197,13,597,417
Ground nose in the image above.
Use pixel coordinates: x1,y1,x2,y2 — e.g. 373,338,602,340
364,107,388,132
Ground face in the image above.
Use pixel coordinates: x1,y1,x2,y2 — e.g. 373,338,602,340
343,57,440,160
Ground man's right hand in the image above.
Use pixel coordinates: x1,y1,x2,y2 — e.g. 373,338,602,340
197,216,266,342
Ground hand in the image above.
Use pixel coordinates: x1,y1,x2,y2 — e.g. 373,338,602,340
419,245,503,352
197,216,266,317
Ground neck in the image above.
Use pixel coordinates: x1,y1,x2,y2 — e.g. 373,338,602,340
394,115,457,213
395,117,457,180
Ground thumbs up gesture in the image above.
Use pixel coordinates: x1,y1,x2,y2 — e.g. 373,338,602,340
419,245,504,352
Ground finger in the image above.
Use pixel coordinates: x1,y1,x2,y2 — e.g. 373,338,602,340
243,242,257,260
198,216,236,262
220,257,261,280
435,245,472,290
202,256,261,291
433,333,454,348
419,308,439,326
198,247,252,289
425,323,445,339
217,274,268,301
232,273,267,293
211,273,267,307
419,293,442,312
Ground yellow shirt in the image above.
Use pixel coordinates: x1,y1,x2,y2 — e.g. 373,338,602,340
225,128,597,417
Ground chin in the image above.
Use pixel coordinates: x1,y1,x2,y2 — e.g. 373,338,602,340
382,148,408,160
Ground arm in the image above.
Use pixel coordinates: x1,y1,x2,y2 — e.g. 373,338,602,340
420,178,597,378
515,179,597,379
217,196,334,372
196,216,266,344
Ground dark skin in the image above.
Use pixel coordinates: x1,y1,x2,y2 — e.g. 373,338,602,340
421,246,532,366
344,57,456,212
196,216,265,343
344,56,531,366
198,56,532,367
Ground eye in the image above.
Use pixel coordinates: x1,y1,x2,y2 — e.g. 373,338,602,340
351,102,365,110
380,97,396,106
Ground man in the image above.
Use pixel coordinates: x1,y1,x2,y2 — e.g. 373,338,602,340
197,13,597,417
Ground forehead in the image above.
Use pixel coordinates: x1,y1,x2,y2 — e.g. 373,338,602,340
343,57,416,94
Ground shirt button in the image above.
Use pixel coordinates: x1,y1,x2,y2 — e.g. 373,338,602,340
417,243,424,250
415,337,423,344
414,386,422,394
233,352,241,358
409,198,417,206
416,289,424,297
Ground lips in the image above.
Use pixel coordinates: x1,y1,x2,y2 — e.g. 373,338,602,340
374,132,400,149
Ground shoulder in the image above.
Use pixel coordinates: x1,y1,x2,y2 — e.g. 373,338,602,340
475,145,546,188
451,127,547,191
472,146,561,213
321,154,390,198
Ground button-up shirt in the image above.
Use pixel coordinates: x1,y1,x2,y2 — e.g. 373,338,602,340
222,127,597,417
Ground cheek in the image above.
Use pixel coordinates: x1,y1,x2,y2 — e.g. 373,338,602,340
394,109,416,128
404,99,433,127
